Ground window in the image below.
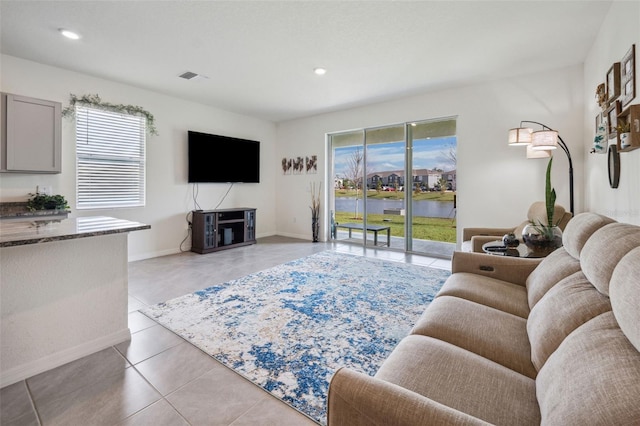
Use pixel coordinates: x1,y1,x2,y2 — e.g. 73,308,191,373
76,106,146,209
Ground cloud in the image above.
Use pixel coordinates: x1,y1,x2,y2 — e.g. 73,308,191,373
334,137,456,175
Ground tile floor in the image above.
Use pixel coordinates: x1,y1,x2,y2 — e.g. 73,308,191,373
1,236,451,426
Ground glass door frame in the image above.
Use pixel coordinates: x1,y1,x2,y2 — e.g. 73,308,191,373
327,116,456,255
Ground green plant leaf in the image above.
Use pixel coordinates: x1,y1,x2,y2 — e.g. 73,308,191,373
545,157,556,226
62,93,158,136
26,193,69,211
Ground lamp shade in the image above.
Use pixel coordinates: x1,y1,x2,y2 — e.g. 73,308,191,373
508,127,532,146
526,145,552,159
531,130,558,150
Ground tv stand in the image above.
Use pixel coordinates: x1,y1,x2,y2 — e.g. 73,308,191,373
191,208,256,254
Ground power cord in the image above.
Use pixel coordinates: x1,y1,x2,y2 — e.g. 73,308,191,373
179,184,201,253
192,183,202,210
179,210,193,252
214,183,234,210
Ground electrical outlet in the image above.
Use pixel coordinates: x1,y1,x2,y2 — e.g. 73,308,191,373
37,185,52,195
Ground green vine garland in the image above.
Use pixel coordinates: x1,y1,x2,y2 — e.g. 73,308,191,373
62,94,158,135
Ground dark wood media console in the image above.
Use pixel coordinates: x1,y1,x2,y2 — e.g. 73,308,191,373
191,208,256,254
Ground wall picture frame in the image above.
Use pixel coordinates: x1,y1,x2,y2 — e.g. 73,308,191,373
595,111,604,133
593,112,607,154
606,62,621,104
281,157,292,175
305,155,318,174
620,44,636,107
605,101,621,139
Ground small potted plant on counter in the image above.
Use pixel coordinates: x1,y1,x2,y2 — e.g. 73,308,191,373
27,193,69,211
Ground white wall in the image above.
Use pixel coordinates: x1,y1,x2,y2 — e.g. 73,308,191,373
0,55,277,260
276,65,585,246
584,2,640,224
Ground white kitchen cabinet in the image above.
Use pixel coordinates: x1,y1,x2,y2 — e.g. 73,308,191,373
1,93,62,173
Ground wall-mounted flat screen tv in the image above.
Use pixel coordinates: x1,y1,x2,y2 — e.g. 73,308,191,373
188,131,260,183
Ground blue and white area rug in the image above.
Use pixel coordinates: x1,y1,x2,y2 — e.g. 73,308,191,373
142,251,449,424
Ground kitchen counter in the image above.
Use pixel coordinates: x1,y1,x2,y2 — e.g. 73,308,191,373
0,201,70,221
0,216,150,247
1,216,150,387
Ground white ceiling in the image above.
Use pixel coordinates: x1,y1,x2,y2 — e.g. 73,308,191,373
1,1,611,123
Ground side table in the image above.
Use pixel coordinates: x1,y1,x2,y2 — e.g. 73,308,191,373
482,240,558,258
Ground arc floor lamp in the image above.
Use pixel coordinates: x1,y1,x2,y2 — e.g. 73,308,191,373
508,121,574,215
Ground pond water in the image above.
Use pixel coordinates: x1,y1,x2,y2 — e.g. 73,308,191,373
335,197,454,218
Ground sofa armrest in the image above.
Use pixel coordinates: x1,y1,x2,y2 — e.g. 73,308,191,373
327,368,489,426
451,251,542,287
462,227,515,241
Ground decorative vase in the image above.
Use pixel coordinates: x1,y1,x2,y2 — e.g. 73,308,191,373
312,218,319,242
522,224,563,256
620,132,631,149
502,233,519,247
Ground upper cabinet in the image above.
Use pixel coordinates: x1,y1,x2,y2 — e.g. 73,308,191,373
1,93,62,173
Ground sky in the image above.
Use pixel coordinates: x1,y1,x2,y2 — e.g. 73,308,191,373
333,136,456,178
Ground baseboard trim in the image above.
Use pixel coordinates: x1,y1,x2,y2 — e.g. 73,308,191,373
0,328,131,387
275,231,315,241
128,247,181,262
127,232,315,262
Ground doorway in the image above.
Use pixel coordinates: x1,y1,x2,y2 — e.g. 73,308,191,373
328,117,457,257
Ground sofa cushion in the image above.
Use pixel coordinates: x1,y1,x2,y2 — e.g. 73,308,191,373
375,335,540,426
525,248,581,309
411,296,535,378
610,247,640,352
580,223,640,296
536,312,640,424
436,273,529,318
527,271,611,371
561,212,615,259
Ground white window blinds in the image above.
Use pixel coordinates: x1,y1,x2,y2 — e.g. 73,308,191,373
76,106,146,209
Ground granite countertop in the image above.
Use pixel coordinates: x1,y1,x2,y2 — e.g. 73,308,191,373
0,201,70,220
0,216,151,247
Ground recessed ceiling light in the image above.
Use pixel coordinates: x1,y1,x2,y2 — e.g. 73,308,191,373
59,28,81,40
314,67,327,76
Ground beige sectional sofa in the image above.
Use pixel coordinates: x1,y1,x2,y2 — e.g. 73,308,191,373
327,212,640,425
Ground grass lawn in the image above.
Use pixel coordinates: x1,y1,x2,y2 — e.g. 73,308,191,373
335,211,456,243
335,189,455,202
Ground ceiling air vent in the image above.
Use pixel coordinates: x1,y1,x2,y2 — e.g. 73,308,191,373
179,71,199,80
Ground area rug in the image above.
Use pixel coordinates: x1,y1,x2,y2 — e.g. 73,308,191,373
141,251,449,424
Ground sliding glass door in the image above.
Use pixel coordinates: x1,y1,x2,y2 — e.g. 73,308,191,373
407,119,457,256
329,117,456,257
364,125,406,249
331,130,366,245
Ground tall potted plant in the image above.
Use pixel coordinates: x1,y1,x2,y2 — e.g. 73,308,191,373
522,157,563,255
310,182,321,242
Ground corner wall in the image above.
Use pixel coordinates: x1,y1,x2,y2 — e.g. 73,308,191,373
0,55,278,260
584,2,640,224
276,65,585,246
